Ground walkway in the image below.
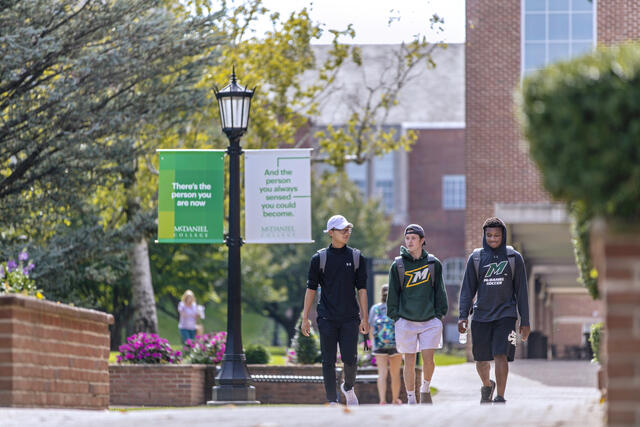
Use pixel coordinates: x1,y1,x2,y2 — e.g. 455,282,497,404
1,360,603,427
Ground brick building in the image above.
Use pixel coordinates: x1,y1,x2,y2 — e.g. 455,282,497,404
466,0,640,359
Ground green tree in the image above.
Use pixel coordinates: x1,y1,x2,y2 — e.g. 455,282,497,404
0,0,225,334
2,0,445,345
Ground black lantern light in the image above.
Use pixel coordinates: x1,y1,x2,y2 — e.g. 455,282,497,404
214,67,255,138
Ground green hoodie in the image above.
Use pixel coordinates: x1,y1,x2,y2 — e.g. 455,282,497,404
387,246,448,322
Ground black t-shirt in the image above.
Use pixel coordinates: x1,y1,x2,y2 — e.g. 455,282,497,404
307,245,367,322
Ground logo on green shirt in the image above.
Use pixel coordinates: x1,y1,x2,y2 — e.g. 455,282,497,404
405,266,431,288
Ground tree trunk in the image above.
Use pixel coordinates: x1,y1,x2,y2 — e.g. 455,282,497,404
130,238,158,333
272,320,281,346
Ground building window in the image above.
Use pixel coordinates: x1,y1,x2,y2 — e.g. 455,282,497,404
345,151,395,213
442,175,465,210
522,0,596,75
443,257,466,286
344,161,367,195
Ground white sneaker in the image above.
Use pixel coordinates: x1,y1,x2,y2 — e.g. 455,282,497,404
407,394,418,405
328,402,339,407
340,382,359,406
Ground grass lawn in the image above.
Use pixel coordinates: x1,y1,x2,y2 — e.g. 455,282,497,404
266,346,287,365
434,353,466,366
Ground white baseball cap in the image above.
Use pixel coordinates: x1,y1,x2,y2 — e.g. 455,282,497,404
323,215,353,233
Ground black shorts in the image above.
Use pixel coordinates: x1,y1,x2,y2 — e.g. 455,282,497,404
471,317,517,362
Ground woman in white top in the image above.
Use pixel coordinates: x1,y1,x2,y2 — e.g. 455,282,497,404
178,290,204,344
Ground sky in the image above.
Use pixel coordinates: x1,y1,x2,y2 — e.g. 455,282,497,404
253,0,466,44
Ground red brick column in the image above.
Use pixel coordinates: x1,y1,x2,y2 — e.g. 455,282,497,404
0,295,113,409
591,220,640,426
465,0,550,254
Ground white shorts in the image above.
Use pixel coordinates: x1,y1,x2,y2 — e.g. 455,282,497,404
394,317,443,353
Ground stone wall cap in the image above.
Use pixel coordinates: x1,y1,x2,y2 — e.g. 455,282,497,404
110,364,208,369
0,294,114,325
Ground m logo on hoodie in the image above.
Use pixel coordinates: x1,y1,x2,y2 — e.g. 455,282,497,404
405,266,431,288
485,261,508,277
483,261,508,286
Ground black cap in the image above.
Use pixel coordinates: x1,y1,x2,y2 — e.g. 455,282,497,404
404,224,425,239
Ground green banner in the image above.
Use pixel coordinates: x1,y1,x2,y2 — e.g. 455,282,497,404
157,150,225,244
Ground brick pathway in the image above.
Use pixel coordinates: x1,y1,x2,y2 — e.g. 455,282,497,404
1,360,604,427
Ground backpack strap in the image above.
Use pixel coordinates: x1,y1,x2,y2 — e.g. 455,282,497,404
318,248,327,273
472,248,483,282
506,245,516,279
352,248,360,271
395,256,404,286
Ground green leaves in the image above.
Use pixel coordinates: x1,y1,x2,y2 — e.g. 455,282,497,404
520,43,640,221
520,43,640,298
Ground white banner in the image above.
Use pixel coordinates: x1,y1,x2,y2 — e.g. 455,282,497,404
244,149,313,243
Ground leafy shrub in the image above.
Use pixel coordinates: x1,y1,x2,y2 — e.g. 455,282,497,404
590,322,603,364
520,43,640,221
1,251,43,298
245,344,270,364
290,317,320,364
117,332,181,364
569,202,599,298
183,331,226,364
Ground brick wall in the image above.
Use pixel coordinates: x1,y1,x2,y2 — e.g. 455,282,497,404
0,295,113,409
109,364,425,406
110,364,213,406
598,0,640,44
394,128,466,261
465,0,550,254
591,220,640,426
389,128,465,260
250,365,422,404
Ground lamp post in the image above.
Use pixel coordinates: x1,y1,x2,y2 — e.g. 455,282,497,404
210,68,258,404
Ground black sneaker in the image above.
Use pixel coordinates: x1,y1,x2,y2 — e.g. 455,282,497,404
493,395,506,404
480,380,496,403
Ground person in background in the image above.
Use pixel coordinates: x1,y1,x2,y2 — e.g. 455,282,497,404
178,290,204,344
369,284,403,405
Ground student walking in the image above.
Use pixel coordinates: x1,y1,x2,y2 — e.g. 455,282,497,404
369,284,403,405
387,224,448,404
301,214,369,406
457,217,530,404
